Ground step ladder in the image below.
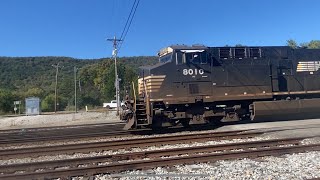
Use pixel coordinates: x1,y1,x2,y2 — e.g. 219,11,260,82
134,98,149,127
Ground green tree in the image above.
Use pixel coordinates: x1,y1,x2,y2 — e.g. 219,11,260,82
307,40,320,49
25,87,45,98
287,39,298,49
41,94,55,112
235,44,246,47
0,89,14,113
297,40,320,49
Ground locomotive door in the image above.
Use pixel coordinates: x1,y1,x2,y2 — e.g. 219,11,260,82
175,50,212,100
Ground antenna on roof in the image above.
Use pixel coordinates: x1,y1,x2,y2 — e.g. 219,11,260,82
192,44,206,47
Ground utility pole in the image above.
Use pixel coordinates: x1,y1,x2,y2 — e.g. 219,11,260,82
74,66,77,113
52,63,61,113
107,36,122,116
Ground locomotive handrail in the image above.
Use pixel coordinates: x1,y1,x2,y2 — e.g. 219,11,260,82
132,81,136,112
143,80,147,100
143,79,151,123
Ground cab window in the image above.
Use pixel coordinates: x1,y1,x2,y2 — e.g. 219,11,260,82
186,53,200,64
159,53,172,63
186,52,207,64
176,51,207,65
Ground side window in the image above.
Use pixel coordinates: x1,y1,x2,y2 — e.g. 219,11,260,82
176,52,183,65
159,53,172,63
201,52,207,64
234,48,246,59
250,48,262,59
219,48,231,59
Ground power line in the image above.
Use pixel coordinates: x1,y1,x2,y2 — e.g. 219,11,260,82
119,0,137,41
106,0,140,115
118,0,140,52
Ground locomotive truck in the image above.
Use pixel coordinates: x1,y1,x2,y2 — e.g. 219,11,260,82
121,45,320,130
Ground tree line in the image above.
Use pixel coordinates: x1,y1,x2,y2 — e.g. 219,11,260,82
0,56,157,114
286,39,320,49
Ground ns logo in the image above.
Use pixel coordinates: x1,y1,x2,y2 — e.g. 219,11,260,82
183,69,204,76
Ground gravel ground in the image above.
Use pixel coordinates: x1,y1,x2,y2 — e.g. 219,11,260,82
97,151,320,180
0,111,120,130
260,127,320,139
215,119,320,133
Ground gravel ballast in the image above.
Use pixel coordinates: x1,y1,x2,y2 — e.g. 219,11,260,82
97,151,320,180
0,111,120,130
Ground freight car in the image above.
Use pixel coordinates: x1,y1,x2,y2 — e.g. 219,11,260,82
121,45,320,130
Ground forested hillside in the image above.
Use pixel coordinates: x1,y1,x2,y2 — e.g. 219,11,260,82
0,57,96,90
0,56,157,113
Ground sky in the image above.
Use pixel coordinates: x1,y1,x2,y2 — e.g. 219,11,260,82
0,0,319,59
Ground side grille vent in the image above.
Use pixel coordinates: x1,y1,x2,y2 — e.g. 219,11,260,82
189,84,199,94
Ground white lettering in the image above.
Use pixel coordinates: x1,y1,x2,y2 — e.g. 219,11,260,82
183,69,188,75
182,69,205,76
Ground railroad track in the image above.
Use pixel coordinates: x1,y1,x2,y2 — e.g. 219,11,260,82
0,129,262,159
1,121,320,146
0,121,125,134
0,123,220,145
0,122,129,144
2,123,320,159
0,136,319,179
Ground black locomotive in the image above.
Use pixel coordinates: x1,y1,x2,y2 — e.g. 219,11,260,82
122,45,320,130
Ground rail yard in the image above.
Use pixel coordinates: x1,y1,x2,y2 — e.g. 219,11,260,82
0,112,319,179
1,0,320,179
